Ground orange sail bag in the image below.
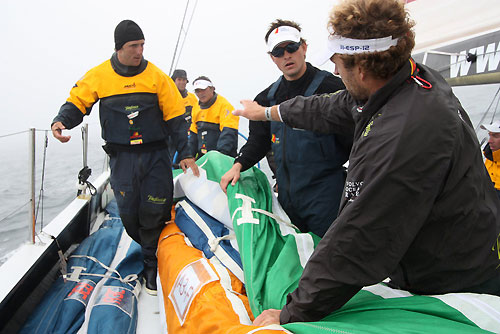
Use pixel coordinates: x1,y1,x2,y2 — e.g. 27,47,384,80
157,222,291,334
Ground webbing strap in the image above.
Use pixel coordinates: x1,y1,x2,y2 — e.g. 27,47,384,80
209,257,252,325
266,70,332,106
267,77,282,106
178,200,245,283
208,233,236,253
231,207,299,231
66,254,139,289
304,70,330,97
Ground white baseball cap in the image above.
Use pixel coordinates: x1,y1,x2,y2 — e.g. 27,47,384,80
481,121,500,133
267,26,301,52
193,78,213,90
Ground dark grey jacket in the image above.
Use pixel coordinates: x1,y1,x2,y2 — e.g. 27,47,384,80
278,59,500,324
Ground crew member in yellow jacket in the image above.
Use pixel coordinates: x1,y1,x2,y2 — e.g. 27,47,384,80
189,76,239,159
50,20,199,295
169,69,198,166
481,120,500,198
172,69,198,119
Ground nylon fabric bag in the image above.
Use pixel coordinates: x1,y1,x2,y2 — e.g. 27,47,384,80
20,203,142,334
174,198,244,282
173,151,319,315
157,222,292,333
172,151,500,333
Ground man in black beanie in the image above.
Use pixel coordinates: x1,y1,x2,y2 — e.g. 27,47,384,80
51,19,199,295
114,19,144,51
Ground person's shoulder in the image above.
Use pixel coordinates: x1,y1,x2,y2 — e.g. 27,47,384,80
87,58,110,71
216,94,234,108
254,89,269,105
254,78,282,105
142,60,168,77
305,64,344,93
82,59,113,80
143,59,157,69
319,72,345,92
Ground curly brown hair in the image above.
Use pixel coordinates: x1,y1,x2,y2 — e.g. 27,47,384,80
329,0,415,79
264,19,307,46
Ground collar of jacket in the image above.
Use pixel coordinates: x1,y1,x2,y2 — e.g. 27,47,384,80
179,89,188,98
280,62,314,87
358,59,416,120
199,93,218,109
110,52,148,77
483,143,500,162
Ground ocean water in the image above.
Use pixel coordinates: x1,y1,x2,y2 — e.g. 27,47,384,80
0,84,499,265
0,124,108,264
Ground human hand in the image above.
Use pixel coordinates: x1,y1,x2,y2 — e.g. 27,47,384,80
233,100,266,121
220,163,242,193
253,309,281,326
180,158,200,177
51,122,71,143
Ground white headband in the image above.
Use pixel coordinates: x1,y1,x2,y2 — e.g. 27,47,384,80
313,35,400,65
193,79,213,90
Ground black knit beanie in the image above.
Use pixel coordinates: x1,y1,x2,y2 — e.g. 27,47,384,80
114,20,144,50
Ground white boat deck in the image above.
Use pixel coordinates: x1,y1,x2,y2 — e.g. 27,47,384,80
137,287,163,333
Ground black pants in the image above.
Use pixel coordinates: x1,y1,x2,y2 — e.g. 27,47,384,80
109,148,173,264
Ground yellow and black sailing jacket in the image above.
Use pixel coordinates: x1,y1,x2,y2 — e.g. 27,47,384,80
53,55,190,157
484,144,500,190
189,94,239,158
180,91,198,126
183,92,198,112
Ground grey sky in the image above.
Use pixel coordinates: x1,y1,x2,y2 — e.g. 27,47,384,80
2,0,499,137
1,0,337,135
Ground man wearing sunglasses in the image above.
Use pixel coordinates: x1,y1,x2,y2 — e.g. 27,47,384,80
220,19,352,238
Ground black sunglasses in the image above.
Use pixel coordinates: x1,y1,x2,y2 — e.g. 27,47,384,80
269,41,302,57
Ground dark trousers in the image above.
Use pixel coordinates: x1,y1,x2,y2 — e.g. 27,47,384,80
109,148,173,266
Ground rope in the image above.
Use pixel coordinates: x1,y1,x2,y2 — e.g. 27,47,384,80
77,166,97,196
68,254,139,289
488,88,500,124
0,128,51,139
230,206,299,231
0,201,30,224
208,233,236,253
0,125,103,240
169,0,198,74
0,129,30,139
474,86,500,133
169,0,190,75
426,49,500,75
34,131,49,231
173,0,199,71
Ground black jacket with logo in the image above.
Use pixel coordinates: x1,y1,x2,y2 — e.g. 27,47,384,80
278,59,500,323
235,63,352,236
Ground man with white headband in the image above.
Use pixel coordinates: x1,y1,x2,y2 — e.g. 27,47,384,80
189,76,239,159
220,19,351,238
234,0,500,325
